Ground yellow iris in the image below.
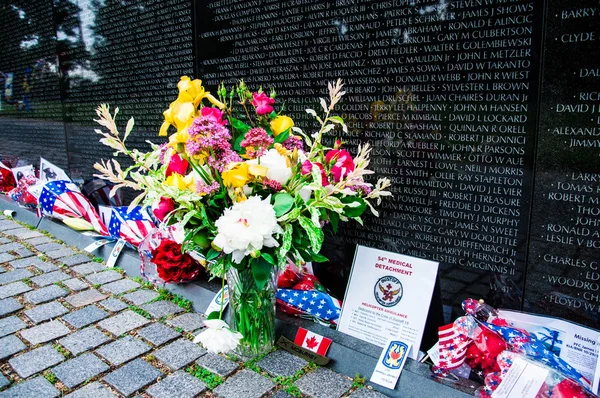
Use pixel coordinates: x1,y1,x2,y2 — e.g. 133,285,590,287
165,173,195,191
159,76,226,138
222,163,250,188
270,115,294,137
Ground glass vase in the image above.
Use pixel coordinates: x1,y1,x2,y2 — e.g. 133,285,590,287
227,265,278,357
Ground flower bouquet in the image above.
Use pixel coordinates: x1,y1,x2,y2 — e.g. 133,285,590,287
93,77,391,356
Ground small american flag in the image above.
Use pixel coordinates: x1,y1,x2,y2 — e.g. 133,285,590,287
107,206,155,247
437,321,469,370
39,180,108,236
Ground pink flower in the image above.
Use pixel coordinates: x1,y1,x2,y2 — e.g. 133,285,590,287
200,107,227,126
166,153,189,177
263,178,282,191
301,160,328,186
282,135,304,151
251,92,275,115
153,197,175,221
325,149,354,182
241,128,273,159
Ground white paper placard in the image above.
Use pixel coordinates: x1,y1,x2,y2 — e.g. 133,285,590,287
594,337,600,395
11,165,34,182
337,245,439,359
492,357,548,398
370,338,411,389
205,286,229,316
39,157,70,183
106,239,126,268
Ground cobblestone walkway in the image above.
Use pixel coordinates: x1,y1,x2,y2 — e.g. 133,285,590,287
0,215,385,398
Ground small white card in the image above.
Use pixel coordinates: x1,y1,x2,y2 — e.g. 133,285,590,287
40,157,70,183
492,357,548,398
205,286,229,316
370,338,411,390
84,239,112,253
426,342,440,366
106,239,126,268
593,337,600,395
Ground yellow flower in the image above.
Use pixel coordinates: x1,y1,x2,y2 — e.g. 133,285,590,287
159,76,225,137
165,173,195,191
222,162,250,188
247,163,267,178
270,115,294,137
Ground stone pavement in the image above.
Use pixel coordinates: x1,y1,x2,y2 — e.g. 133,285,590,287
0,215,386,398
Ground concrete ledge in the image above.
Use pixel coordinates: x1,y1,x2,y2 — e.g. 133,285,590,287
0,195,477,397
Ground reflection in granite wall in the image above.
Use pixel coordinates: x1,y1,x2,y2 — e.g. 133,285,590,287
0,0,66,168
60,0,194,180
196,0,543,317
525,0,600,328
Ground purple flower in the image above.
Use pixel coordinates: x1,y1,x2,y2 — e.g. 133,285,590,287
241,128,273,159
282,135,304,151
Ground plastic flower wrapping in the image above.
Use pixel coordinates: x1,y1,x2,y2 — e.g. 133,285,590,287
92,77,392,289
434,299,598,398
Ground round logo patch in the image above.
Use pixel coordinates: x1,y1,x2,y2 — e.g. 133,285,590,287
374,276,403,307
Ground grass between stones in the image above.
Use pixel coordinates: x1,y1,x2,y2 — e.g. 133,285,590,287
186,364,224,389
43,371,57,384
128,305,152,319
352,372,366,389
272,362,318,397
53,343,72,359
131,276,154,289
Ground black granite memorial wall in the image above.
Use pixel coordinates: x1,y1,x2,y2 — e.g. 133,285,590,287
0,0,598,328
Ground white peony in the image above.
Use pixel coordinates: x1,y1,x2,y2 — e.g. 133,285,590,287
247,148,291,185
213,195,283,264
193,319,242,354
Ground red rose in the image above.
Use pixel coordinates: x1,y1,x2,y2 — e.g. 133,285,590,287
552,379,590,398
251,92,275,115
325,149,354,182
301,160,328,186
151,239,200,283
166,153,188,177
201,107,227,125
153,197,175,222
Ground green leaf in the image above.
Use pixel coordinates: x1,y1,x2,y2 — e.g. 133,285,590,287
269,110,277,119
206,311,220,320
329,211,339,233
298,215,324,253
229,117,251,134
340,196,367,218
251,257,272,289
273,128,290,143
277,223,293,268
233,133,245,152
261,252,275,265
310,251,329,263
206,248,220,261
273,193,294,217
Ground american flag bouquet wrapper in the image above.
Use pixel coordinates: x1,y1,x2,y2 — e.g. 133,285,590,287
138,226,203,285
276,261,342,326
0,168,16,193
433,298,596,398
38,180,108,235
8,175,39,209
107,206,155,247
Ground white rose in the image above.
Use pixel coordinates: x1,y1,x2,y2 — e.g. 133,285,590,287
193,319,242,354
248,148,291,185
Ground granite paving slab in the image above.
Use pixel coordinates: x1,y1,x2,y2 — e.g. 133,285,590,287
0,297,23,316
13,230,43,239
65,289,108,307
0,269,33,285
25,236,54,245
103,358,163,397
12,247,33,258
348,389,388,397
8,345,65,378
166,313,204,332
0,334,27,359
47,248,78,259
98,310,150,336
146,370,207,398
9,256,50,269
295,367,353,398
24,301,69,324
35,242,66,252
72,262,106,276
137,323,180,346
101,279,140,295
196,352,239,377
0,253,15,264
2,227,30,236
213,369,275,398
30,270,70,287
86,270,123,285
153,338,206,370
63,278,89,291
62,305,109,328
99,297,128,312
0,315,27,337
35,261,60,273
20,319,71,345
140,301,184,318
0,281,32,299
61,254,93,266
0,373,8,389
0,376,60,398
24,285,68,304
0,242,25,254
58,326,111,355
257,349,308,377
52,353,110,388
65,381,119,398
96,335,151,366
271,392,295,398
0,236,10,243
123,289,159,305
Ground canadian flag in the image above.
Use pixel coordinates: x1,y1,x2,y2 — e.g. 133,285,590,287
294,327,332,356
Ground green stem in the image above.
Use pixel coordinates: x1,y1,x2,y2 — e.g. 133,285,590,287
219,276,225,319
